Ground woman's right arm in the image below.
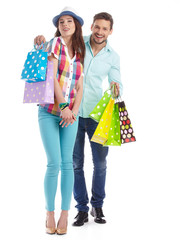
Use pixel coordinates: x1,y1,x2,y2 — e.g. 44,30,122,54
48,54,74,126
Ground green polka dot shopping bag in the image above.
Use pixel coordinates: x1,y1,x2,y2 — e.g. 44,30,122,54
103,103,121,146
89,89,112,122
91,98,115,145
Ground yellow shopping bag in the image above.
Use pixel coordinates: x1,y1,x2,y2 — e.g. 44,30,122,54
91,98,115,145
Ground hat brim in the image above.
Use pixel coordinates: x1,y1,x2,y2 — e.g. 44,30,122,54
53,11,84,27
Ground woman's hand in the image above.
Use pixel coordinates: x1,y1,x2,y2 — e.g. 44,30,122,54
59,108,76,128
71,108,78,121
34,35,46,46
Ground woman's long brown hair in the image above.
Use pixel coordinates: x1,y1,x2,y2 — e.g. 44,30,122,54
55,18,85,65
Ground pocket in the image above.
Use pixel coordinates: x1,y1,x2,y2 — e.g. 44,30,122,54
38,105,50,120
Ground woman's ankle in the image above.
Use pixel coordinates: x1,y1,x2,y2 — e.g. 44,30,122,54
46,211,55,228
47,211,55,216
60,210,68,217
57,210,68,228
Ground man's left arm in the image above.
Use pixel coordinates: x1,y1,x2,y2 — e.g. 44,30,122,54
108,53,123,97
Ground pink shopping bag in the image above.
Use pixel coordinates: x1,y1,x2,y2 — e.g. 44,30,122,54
23,60,54,104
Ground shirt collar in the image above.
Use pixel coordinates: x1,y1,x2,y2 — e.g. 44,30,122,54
85,35,112,52
60,36,66,46
59,36,77,61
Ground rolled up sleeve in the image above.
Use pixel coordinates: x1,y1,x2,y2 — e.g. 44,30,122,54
108,53,123,96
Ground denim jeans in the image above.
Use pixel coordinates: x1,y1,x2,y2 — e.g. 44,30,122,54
73,117,109,212
38,106,79,211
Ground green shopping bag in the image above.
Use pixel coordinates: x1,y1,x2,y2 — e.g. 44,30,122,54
91,98,115,145
89,90,112,122
103,103,121,146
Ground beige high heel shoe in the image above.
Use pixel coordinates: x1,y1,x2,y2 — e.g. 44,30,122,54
45,213,56,235
56,221,68,235
46,220,56,234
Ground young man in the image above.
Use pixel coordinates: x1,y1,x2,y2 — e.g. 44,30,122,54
34,12,123,226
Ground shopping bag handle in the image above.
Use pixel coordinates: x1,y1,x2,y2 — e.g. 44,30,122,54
104,84,117,94
34,41,44,50
30,42,45,52
104,84,121,100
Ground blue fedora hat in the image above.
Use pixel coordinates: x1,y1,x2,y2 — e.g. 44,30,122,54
52,7,84,27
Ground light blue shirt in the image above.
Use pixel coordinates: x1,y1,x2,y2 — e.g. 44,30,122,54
79,35,123,118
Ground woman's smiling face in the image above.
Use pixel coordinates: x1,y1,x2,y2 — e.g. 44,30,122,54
58,15,76,38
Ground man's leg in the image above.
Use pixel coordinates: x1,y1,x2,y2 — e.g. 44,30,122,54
86,118,109,209
73,117,89,212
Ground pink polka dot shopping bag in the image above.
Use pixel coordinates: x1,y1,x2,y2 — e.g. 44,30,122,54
23,61,54,104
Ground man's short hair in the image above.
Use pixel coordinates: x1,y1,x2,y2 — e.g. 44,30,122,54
93,12,114,30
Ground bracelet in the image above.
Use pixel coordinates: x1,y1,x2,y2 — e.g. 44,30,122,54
62,105,69,111
59,102,69,111
59,102,67,107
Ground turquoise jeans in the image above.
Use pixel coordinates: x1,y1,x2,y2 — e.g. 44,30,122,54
38,106,78,211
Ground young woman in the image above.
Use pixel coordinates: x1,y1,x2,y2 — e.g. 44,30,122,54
38,7,85,235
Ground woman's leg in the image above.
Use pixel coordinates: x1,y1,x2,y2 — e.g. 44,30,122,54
59,118,79,210
57,118,79,229
38,107,61,212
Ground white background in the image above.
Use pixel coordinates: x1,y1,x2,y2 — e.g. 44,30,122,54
0,0,185,239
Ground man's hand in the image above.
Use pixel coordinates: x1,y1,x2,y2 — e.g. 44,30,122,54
110,81,120,98
34,35,46,46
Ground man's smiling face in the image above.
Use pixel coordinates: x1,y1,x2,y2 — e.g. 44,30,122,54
91,19,113,45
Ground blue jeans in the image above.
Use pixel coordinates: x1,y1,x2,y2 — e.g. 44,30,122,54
73,117,109,212
38,106,78,211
